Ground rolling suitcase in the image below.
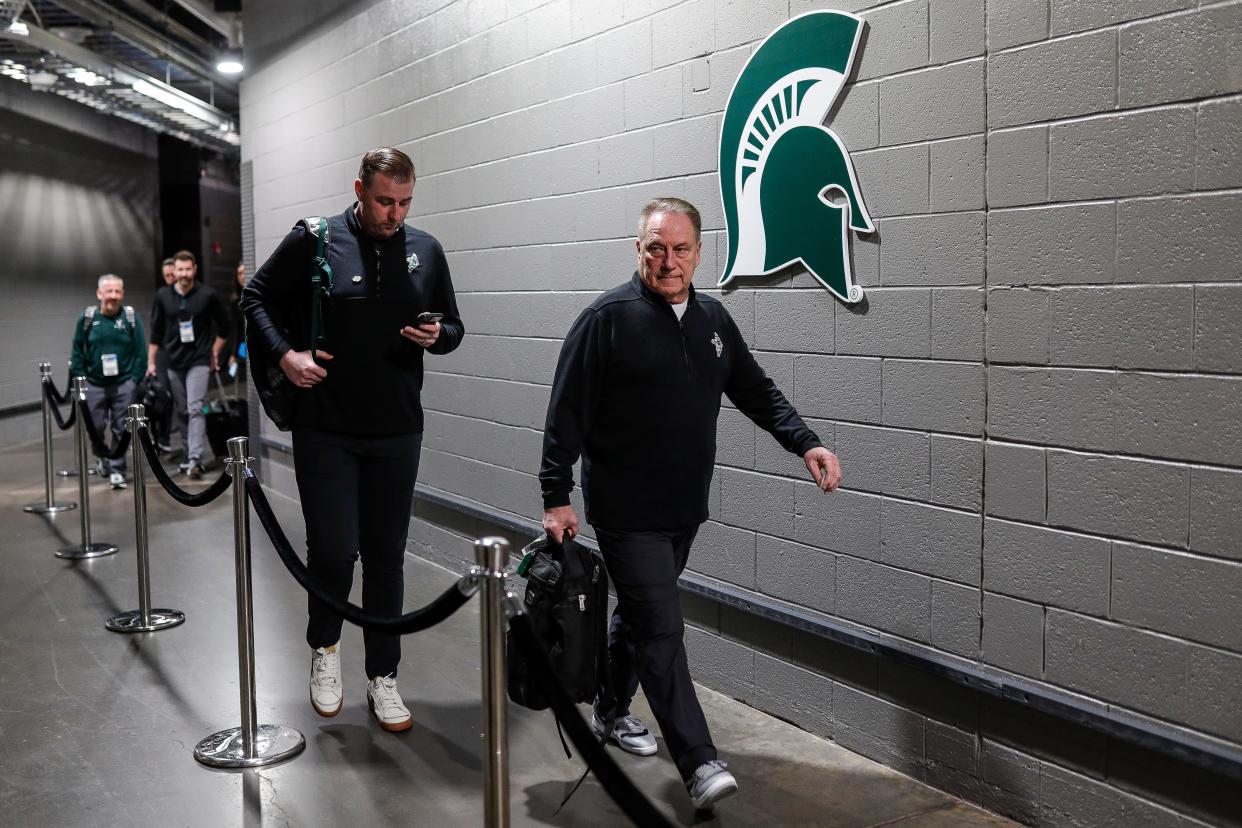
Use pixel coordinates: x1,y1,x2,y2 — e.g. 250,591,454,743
204,371,248,460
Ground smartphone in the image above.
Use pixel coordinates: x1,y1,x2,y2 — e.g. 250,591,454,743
416,311,443,324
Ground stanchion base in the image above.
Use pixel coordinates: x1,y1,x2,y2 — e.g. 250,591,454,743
194,725,305,769
56,542,119,559
23,501,77,514
105,608,186,633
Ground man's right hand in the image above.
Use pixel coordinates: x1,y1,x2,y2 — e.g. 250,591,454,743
543,505,579,545
280,349,334,388
145,364,157,377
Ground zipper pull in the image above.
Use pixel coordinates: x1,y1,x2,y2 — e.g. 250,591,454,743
578,594,586,612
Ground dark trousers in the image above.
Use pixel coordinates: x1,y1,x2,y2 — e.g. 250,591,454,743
292,428,422,679
594,525,716,780
85,379,134,474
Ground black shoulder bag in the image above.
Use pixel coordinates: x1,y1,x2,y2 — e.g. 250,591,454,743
250,216,333,430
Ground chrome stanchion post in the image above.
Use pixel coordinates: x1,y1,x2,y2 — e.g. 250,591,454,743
475,536,512,828
194,436,304,769
57,377,117,559
24,362,76,514
106,404,185,633
58,362,89,479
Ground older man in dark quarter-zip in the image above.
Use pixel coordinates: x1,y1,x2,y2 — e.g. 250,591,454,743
539,197,842,812
242,147,464,734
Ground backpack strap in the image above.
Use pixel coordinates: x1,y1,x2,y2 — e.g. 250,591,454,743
83,306,95,335
303,215,333,358
124,305,135,328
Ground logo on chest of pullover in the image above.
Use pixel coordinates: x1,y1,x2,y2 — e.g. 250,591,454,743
712,332,724,358
407,253,419,272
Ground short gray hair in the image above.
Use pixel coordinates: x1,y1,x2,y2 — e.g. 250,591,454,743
97,274,123,289
639,197,701,241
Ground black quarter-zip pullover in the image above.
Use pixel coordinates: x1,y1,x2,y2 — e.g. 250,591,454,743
540,273,822,530
241,205,464,435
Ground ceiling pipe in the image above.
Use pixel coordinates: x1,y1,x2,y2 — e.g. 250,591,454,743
167,0,239,47
108,0,216,55
1,19,236,131
45,0,235,88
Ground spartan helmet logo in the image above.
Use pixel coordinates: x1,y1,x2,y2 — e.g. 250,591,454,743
718,11,873,304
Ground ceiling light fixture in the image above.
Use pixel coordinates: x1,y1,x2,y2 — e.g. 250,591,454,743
216,49,242,74
131,78,220,126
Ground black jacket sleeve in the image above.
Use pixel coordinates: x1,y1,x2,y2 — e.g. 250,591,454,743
539,309,605,509
425,238,464,356
240,226,312,360
149,291,167,351
721,310,822,457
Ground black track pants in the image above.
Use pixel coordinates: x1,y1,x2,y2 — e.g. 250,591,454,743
293,428,421,678
594,525,716,780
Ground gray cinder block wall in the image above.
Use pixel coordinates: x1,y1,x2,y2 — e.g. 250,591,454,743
0,80,159,446
240,1,1242,824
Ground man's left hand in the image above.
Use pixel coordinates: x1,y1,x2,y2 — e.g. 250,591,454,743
804,446,841,492
400,321,440,348
210,351,220,373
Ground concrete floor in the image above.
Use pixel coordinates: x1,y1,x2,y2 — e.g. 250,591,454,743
0,434,1017,827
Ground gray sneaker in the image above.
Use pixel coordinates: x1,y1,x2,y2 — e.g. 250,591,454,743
592,710,657,756
686,760,737,810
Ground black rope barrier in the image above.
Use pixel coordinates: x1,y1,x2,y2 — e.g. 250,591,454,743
46,369,72,405
137,427,231,507
245,472,475,635
508,614,675,828
44,382,75,430
77,397,132,460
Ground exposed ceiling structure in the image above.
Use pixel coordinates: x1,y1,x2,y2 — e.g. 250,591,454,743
0,0,242,154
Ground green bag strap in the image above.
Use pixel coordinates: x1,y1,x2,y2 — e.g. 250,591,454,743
307,216,333,359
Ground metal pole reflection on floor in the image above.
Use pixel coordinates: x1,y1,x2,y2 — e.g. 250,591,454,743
24,362,77,514
106,404,186,633
194,436,304,769
56,377,117,559
475,535,512,828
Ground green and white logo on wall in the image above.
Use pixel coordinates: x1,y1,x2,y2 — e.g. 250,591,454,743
718,10,873,304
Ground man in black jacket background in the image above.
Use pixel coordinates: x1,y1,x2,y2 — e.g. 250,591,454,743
241,147,464,733
540,197,841,811
146,251,230,479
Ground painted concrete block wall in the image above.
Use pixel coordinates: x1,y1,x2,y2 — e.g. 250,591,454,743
241,1,1242,823
0,81,159,446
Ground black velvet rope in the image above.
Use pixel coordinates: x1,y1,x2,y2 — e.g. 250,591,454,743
46,370,72,406
245,472,474,635
137,427,231,507
508,615,675,828
44,382,76,431
77,397,132,460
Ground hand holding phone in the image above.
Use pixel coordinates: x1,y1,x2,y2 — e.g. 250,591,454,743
401,312,443,348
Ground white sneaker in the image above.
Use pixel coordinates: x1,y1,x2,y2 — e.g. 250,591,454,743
686,760,738,810
367,675,412,732
309,644,342,717
109,472,127,490
592,710,658,756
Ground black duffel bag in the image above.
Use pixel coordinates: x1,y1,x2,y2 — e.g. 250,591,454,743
507,534,609,712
